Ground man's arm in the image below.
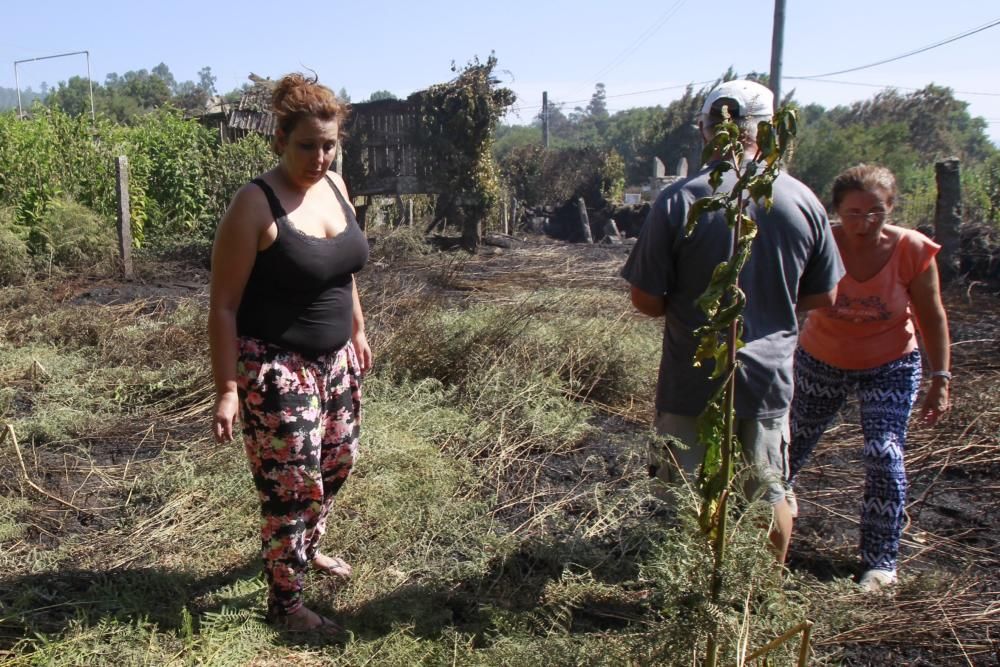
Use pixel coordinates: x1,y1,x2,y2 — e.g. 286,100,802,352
796,285,837,313
630,286,667,317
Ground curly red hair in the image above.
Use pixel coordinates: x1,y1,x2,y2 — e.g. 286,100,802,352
271,73,349,151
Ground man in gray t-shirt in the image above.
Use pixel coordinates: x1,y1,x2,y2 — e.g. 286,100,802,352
621,80,844,562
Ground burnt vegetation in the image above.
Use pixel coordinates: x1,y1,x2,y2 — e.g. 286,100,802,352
0,236,996,664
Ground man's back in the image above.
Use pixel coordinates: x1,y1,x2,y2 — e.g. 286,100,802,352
621,164,842,418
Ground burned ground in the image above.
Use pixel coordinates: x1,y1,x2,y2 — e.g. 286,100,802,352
0,236,997,665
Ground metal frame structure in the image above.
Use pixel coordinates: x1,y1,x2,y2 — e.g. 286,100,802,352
13,50,95,123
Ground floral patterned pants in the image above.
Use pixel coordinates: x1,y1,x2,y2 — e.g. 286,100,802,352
236,336,361,616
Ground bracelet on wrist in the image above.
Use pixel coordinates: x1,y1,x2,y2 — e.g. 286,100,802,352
929,370,952,381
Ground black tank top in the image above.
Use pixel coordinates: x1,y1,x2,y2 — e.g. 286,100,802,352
236,175,369,355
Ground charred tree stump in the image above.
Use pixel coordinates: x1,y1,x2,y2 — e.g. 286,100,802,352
577,197,593,244
934,158,962,284
460,206,481,253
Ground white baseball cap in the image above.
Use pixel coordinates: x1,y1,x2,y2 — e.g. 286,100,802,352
701,80,774,120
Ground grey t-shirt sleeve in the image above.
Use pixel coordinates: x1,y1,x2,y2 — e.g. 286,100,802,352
798,208,845,298
620,193,681,297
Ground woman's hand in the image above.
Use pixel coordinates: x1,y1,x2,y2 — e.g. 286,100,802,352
352,329,373,375
910,259,950,428
919,378,950,426
213,390,240,442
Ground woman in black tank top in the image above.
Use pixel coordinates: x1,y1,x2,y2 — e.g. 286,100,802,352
208,73,368,637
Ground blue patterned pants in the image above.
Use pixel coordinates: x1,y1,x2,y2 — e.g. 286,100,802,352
789,347,921,572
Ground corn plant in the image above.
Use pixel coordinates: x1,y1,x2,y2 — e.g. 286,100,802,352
684,105,797,666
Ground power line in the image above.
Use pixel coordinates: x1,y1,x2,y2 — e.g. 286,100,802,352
785,76,1000,98
510,67,1000,118
793,16,1000,79
595,0,687,79
515,80,715,113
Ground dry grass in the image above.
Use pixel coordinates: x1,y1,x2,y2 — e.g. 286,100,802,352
788,282,1000,664
0,238,997,665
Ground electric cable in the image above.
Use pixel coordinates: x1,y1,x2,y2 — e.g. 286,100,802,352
515,79,715,113
791,16,1000,79
595,0,687,79
785,76,1000,97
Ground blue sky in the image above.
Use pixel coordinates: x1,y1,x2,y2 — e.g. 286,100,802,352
4,1,999,142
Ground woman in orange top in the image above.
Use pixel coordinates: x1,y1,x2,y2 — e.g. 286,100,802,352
787,164,950,591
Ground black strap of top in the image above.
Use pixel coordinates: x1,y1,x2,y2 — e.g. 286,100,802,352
324,174,353,213
252,174,353,224
251,178,287,221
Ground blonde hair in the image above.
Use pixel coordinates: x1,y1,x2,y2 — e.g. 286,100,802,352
271,73,349,152
831,164,898,208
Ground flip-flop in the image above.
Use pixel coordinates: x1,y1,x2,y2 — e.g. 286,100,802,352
311,553,353,580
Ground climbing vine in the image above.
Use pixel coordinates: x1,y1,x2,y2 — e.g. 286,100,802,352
415,55,516,247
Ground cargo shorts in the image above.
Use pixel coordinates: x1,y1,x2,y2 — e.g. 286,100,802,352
649,411,790,505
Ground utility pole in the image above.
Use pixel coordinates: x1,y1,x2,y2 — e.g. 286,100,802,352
542,91,550,148
769,0,786,105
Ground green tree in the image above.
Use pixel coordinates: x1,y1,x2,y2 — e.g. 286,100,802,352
587,82,609,118
197,67,217,96
171,66,220,114
604,106,667,184
89,69,172,122
585,82,610,140
367,90,398,102
534,101,573,144
493,123,543,162
832,84,993,163
222,83,253,105
119,69,172,109
788,84,996,205
0,86,44,111
173,80,208,113
151,62,177,94
649,84,708,177
47,76,100,118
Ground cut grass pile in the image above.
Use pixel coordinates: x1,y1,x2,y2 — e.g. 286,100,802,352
0,243,996,665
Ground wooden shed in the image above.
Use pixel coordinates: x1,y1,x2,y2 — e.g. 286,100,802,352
342,97,438,197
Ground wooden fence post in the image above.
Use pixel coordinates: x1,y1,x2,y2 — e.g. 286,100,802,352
934,157,961,284
115,156,133,279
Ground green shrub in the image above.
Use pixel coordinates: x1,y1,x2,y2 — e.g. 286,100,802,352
30,198,117,272
369,223,433,263
0,208,31,285
201,133,274,237
500,144,626,208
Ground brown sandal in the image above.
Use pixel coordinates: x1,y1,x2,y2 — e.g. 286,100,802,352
269,608,347,640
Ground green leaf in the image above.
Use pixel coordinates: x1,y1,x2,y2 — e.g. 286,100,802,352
684,195,726,236
708,162,732,190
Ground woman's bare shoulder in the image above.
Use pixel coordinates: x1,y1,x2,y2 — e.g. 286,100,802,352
224,180,272,229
